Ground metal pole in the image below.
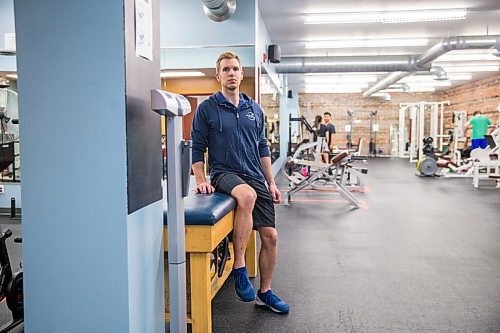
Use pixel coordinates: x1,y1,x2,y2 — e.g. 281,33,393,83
418,102,426,161
398,106,406,158
165,114,187,333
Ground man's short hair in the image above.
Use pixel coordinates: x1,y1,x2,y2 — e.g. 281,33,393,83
216,51,241,74
324,112,332,116
473,111,481,116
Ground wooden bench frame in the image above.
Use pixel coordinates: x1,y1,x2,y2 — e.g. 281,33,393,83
164,210,257,333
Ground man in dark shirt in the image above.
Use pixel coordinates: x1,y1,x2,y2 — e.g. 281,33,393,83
191,51,289,314
323,112,336,151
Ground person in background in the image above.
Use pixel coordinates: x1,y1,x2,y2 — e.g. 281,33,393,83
313,114,330,162
463,111,494,150
190,51,289,314
323,112,336,151
312,114,323,141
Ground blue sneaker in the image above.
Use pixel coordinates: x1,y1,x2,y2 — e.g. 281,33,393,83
233,267,255,302
256,289,289,314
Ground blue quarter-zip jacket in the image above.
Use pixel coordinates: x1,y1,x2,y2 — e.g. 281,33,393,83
191,91,270,182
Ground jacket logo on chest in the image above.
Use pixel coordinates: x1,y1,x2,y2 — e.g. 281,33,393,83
246,112,256,121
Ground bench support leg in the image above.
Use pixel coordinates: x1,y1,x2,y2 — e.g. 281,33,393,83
246,230,257,278
190,253,211,333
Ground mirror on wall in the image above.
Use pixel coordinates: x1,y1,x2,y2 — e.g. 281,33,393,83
260,73,280,164
0,78,20,182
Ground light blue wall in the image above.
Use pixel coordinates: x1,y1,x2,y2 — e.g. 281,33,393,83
256,9,270,67
15,0,137,331
127,199,164,333
161,46,255,69
0,0,16,71
160,0,256,48
160,0,257,71
0,183,20,207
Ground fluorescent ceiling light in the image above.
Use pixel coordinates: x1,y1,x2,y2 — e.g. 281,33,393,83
441,65,500,73
410,87,438,92
382,87,436,93
306,38,429,49
304,87,363,93
406,81,452,87
304,8,467,24
160,71,205,78
306,83,370,88
304,72,388,76
404,74,472,81
305,76,378,83
436,53,499,62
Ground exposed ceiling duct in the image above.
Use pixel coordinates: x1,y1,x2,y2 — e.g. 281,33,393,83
202,0,236,22
274,55,430,73
363,35,500,97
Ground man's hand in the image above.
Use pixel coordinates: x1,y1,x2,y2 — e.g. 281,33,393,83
194,182,215,194
268,182,281,204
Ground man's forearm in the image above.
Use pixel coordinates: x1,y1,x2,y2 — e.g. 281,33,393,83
260,156,275,185
192,161,207,185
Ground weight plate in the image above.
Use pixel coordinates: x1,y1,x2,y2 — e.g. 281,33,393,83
418,158,438,176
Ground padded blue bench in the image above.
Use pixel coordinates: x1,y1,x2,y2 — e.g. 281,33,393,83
163,192,236,226
163,192,257,333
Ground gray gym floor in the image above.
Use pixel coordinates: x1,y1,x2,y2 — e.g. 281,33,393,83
209,158,500,333
2,158,500,332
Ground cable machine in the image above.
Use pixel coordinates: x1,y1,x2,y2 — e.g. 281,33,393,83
287,114,316,157
346,110,378,156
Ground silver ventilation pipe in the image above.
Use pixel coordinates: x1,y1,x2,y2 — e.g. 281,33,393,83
202,0,236,22
417,35,500,66
362,71,414,97
274,55,428,73
363,35,500,97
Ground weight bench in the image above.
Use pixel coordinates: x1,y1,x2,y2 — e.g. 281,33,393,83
163,192,257,333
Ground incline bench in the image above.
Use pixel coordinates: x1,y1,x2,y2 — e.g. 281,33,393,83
164,192,257,333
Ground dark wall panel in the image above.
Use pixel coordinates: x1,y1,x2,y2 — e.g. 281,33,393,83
124,0,162,214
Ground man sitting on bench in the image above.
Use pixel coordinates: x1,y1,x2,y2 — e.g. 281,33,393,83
191,51,289,314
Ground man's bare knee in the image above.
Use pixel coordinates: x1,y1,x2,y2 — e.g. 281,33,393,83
260,228,278,248
232,184,257,211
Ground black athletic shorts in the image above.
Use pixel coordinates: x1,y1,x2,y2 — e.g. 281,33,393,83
211,173,276,229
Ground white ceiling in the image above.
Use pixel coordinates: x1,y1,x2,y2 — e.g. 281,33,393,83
258,0,500,94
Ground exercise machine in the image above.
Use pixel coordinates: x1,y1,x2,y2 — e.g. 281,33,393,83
0,229,23,333
287,114,316,157
398,101,450,162
415,136,460,177
282,151,361,208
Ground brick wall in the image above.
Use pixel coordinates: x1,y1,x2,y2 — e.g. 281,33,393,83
298,92,438,156
439,73,500,135
261,73,500,157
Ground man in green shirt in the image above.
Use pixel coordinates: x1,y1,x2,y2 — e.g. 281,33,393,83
464,111,494,150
